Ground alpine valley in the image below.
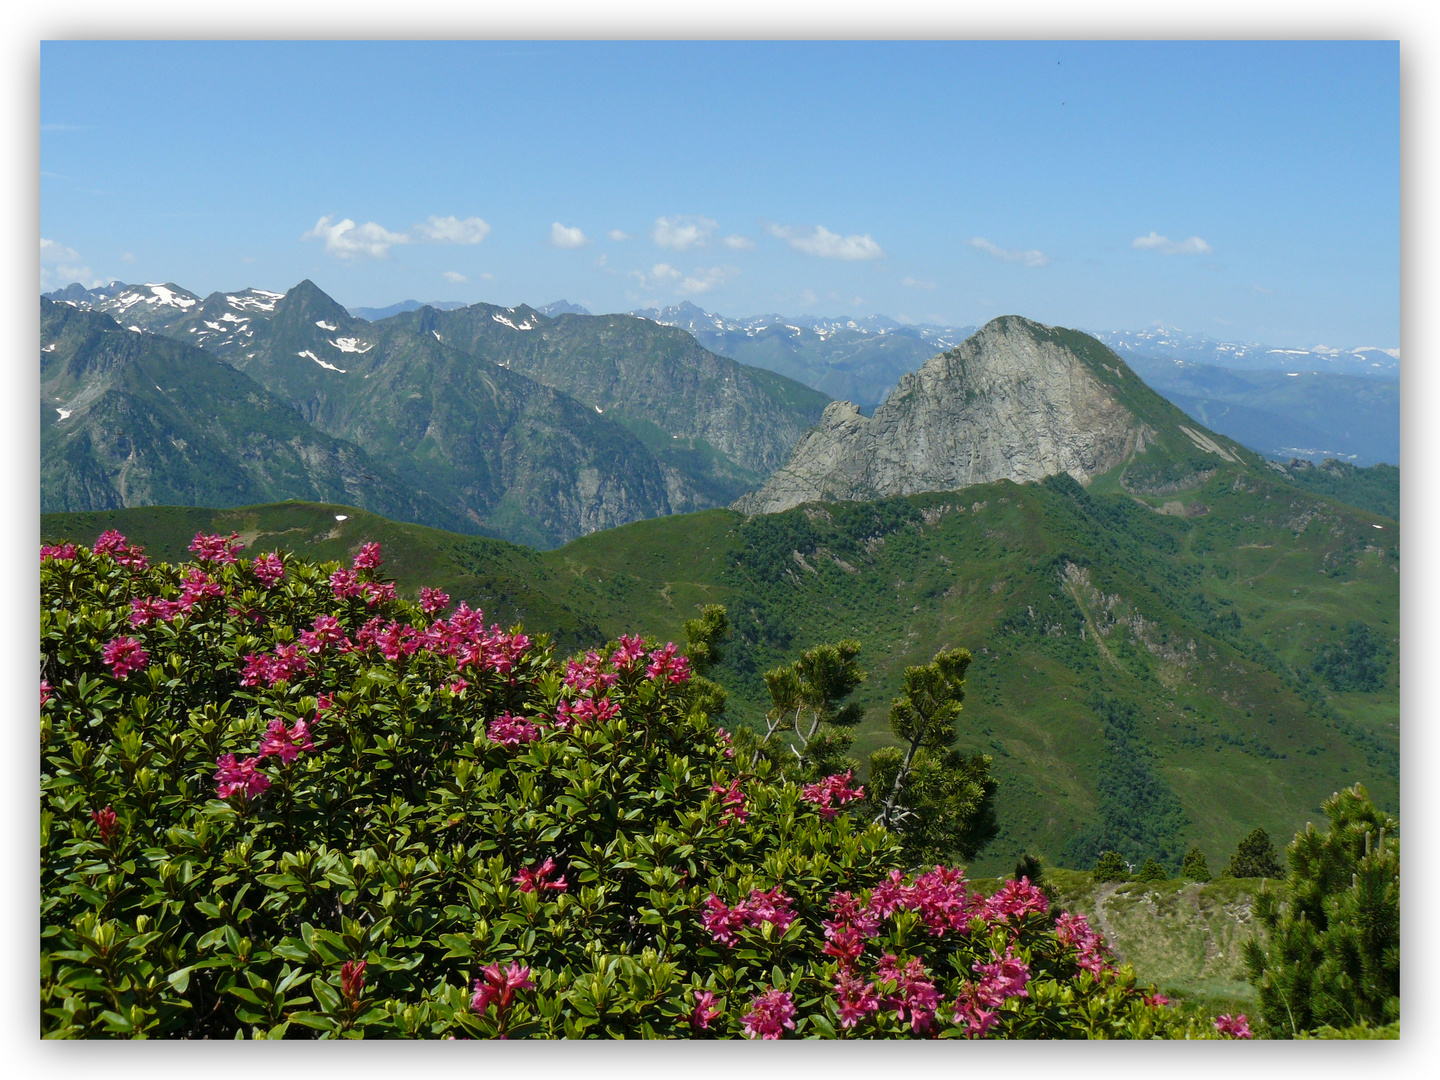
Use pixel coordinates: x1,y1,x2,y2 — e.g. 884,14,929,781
40,291,1399,881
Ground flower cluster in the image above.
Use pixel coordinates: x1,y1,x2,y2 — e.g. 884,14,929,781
488,713,541,746
298,614,351,654
689,990,722,1031
740,988,796,1040
644,642,690,683
876,953,942,1033
1213,1013,1252,1039
93,529,149,570
471,963,534,1019
250,551,285,587
418,586,450,615
702,887,795,946
801,770,865,819
869,865,986,936
1054,910,1112,976
40,542,77,562
340,960,367,1006
188,532,244,565
513,857,568,894
101,636,149,680
90,805,118,844
256,717,315,763
214,754,271,800
709,778,748,826
240,644,310,688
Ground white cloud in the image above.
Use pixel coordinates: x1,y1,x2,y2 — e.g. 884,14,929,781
442,271,468,284
968,237,1049,268
551,222,589,249
302,215,410,260
652,215,717,252
120,251,136,264
900,276,936,289
1131,231,1213,256
800,289,818,306
767,223,885,261
414,215,491,245
607,229,630,242
40,237,102,288
723,235,755,250
678,266,737,296
651,263,683,282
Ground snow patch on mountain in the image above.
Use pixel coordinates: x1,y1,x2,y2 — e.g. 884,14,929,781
299,349,347,372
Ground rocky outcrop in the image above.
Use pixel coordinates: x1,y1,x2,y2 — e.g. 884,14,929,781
733,316,1149,514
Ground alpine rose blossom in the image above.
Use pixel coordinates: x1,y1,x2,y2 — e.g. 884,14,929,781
471,963,534,1017
90,805,119,843
41,679,53,707
257,717,315,763
741,988,796,1040
188,531,243,564
352,542,383,570
690,990,722,1031
214,754,271,799
93,530,129,555
801,770,865,819
419,586,450,615
102,636,149,679
250,552,285,587
513,857,568,893
40,542,77,562
1214,1014,1253,1039
488,714,540,746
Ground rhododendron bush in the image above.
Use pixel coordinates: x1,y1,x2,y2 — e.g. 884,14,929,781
41,533,1240,1040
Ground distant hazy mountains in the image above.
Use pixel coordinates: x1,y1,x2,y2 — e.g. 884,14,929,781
735,315,1257,515
623,303,1397,467
40,283,828,547
631,301,975,410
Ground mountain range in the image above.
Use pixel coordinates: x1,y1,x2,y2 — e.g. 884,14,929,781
40,282,828,547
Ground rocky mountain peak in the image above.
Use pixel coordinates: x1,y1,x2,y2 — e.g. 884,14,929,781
733,316,1221,515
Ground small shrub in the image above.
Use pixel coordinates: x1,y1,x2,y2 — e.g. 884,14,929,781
1133,858,1167,884
1228,828,1282,879
1093,852,1131,883
1180,846,1211,882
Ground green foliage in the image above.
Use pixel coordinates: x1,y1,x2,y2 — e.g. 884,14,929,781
869,648,998,865
1311,622,1391,693
1014,855,1044,885
1063,697,1190,873
1134,859,1168,884
1228,829,1283,879
1093,852,1131,883
751,639,867,780
1180,847,1212,883
1242,784,1399,1038
1281,460,1399,521
38,535,1218,1040
681,604,730,720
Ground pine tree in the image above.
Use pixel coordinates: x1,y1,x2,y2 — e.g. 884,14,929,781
1093,850,1130,882
1180,846,1212,882
1242,784,1399,1037
867,648,997,864
682,604,729,720
1229,827,1283,878
1134,857,1168,883
754,639,866,778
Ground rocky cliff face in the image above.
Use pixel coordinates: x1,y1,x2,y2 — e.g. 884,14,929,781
733,316,1156,514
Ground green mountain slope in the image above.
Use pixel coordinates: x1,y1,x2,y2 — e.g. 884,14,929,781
44,451,1397,879
383,302,831,507
157,281,679,548
39,300,464,528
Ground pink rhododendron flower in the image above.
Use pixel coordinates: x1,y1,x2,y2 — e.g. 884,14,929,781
129,596,181,627
513,857,568,893
352,542,383,570
868,865,979,936
471,963,534,1016
257,717,315,763
802,770,866,819
714,727,735,758
340,959,367,1005
214,754,271,799
1055,910,1113,976
982,877,1050,923
177,569,224,609
188,531,244,564
1143,993,1170,1008
329,568,364,599
972,948,1031,1008
834,971,880,1029
419,586,450,615
41,680,53,707
610,634,648,669
877,954,942,1032
1214,1014,1253,1039
690,990,722,1031
741,988,796,1040
250,551,285,587
93,530,129,555
563,651,618,694
489,713,541,746
114,546,150,571
709,779,748,825
950,984,1000,1038
361,580,396,606
102,636,149,679
298,614,350,654
645,642,690,683
90,805,118,843
41,542,77,562
702,888,795,946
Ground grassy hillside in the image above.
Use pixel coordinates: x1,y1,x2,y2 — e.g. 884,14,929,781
43,455,1397,878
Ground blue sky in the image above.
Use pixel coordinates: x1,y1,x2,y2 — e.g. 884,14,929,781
40,40,1398,347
